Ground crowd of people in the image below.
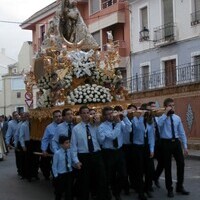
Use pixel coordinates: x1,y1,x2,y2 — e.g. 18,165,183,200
0,98,190,200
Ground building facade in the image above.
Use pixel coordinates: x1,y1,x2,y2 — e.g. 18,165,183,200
21,0,131,81
0,42,32,116
128,0,200,92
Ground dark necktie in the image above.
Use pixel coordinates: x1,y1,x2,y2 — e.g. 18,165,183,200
170,115,176,140
65,150,70,172
129,122,134,143
68,123,72,139
144,121,148,145
86,124,94,153
153,117,160,140
112,123,119,148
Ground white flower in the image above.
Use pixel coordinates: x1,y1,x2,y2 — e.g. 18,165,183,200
78,99,82,103
67,84,113,104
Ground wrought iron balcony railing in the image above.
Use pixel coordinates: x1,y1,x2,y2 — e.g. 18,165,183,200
153,23,176,45
191,10,200,25
101,0,125,10
124,62,200,93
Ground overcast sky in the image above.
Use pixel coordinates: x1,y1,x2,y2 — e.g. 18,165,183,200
0,0,55,60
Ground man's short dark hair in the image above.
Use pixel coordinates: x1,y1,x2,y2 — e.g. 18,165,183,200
59,135,69,144
140,103,148,110
163,98,174,107
147,101,155,107
79,105,89,114
62,108,72,117
127,104,137,110
102,106,113,116
53,110,61,116
114,105,123,112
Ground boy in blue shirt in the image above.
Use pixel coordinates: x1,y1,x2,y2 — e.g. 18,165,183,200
52,135,73,200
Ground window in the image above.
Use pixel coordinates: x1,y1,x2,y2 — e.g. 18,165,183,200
17,92,21,98
191,0,200,25
163,0,173,25
90,0,100,14
40,25,45,43
16,107,24,114
140,7,148,29
141,65,149,90
193,0,200,12
11,78,25,90
92,31,101,46
0,80,2,91
194,55,200,81
164,59,176,86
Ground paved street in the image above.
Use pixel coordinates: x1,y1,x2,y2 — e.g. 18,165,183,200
0,150,199,200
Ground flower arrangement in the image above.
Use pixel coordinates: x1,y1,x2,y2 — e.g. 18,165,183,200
68,50,96,78
67,84,113,105
43,95,53,108
92,68,114,85
63,73,73,89
37,74,51,90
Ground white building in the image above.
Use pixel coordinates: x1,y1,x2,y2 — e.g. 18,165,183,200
18,41,33,73
0,42,33,115
128,0,200,92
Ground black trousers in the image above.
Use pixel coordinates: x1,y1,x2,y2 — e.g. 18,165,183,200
40,146,53,179
154,140,164,181
122,144,135,191
15,148,21,175
76,151,108,200
161,139,185,191
131,144,154,195
102,148,127,197
20,141,32,179
54,172,73,200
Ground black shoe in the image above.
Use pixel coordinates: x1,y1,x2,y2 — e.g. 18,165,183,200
138,194,147,200
154,180,161,188
27,178,32,182
34,176,40,180
167,191,174,198
114,195,122,200
124,189,130,196
146,191,153,198
176,188,190,195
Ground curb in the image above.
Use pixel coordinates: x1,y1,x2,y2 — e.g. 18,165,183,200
185,154,200,161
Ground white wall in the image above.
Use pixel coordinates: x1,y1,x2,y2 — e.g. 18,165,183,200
130,0,200,53
18,41,33,73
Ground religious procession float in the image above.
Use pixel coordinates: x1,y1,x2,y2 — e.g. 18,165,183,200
24,0,133,140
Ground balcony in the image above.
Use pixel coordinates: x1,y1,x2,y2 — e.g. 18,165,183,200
191,10,200,26
101,0,125,10
125,62,200,93
153,23,177,46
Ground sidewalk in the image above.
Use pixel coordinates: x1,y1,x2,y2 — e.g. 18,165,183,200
187,149,200,160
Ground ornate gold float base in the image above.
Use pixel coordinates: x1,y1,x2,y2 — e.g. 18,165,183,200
29,100,138,140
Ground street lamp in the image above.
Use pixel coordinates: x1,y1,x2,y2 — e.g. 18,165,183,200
139,27,150,41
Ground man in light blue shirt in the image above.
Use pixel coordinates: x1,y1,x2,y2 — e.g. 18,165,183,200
122,104,138,195
52,108,74,153
14,112,25,177
5,111,19,147
130,104,155,200
98,106,132,200
71,105,107,200
40,110,62,180
18,112,32,180
157,98,189,197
